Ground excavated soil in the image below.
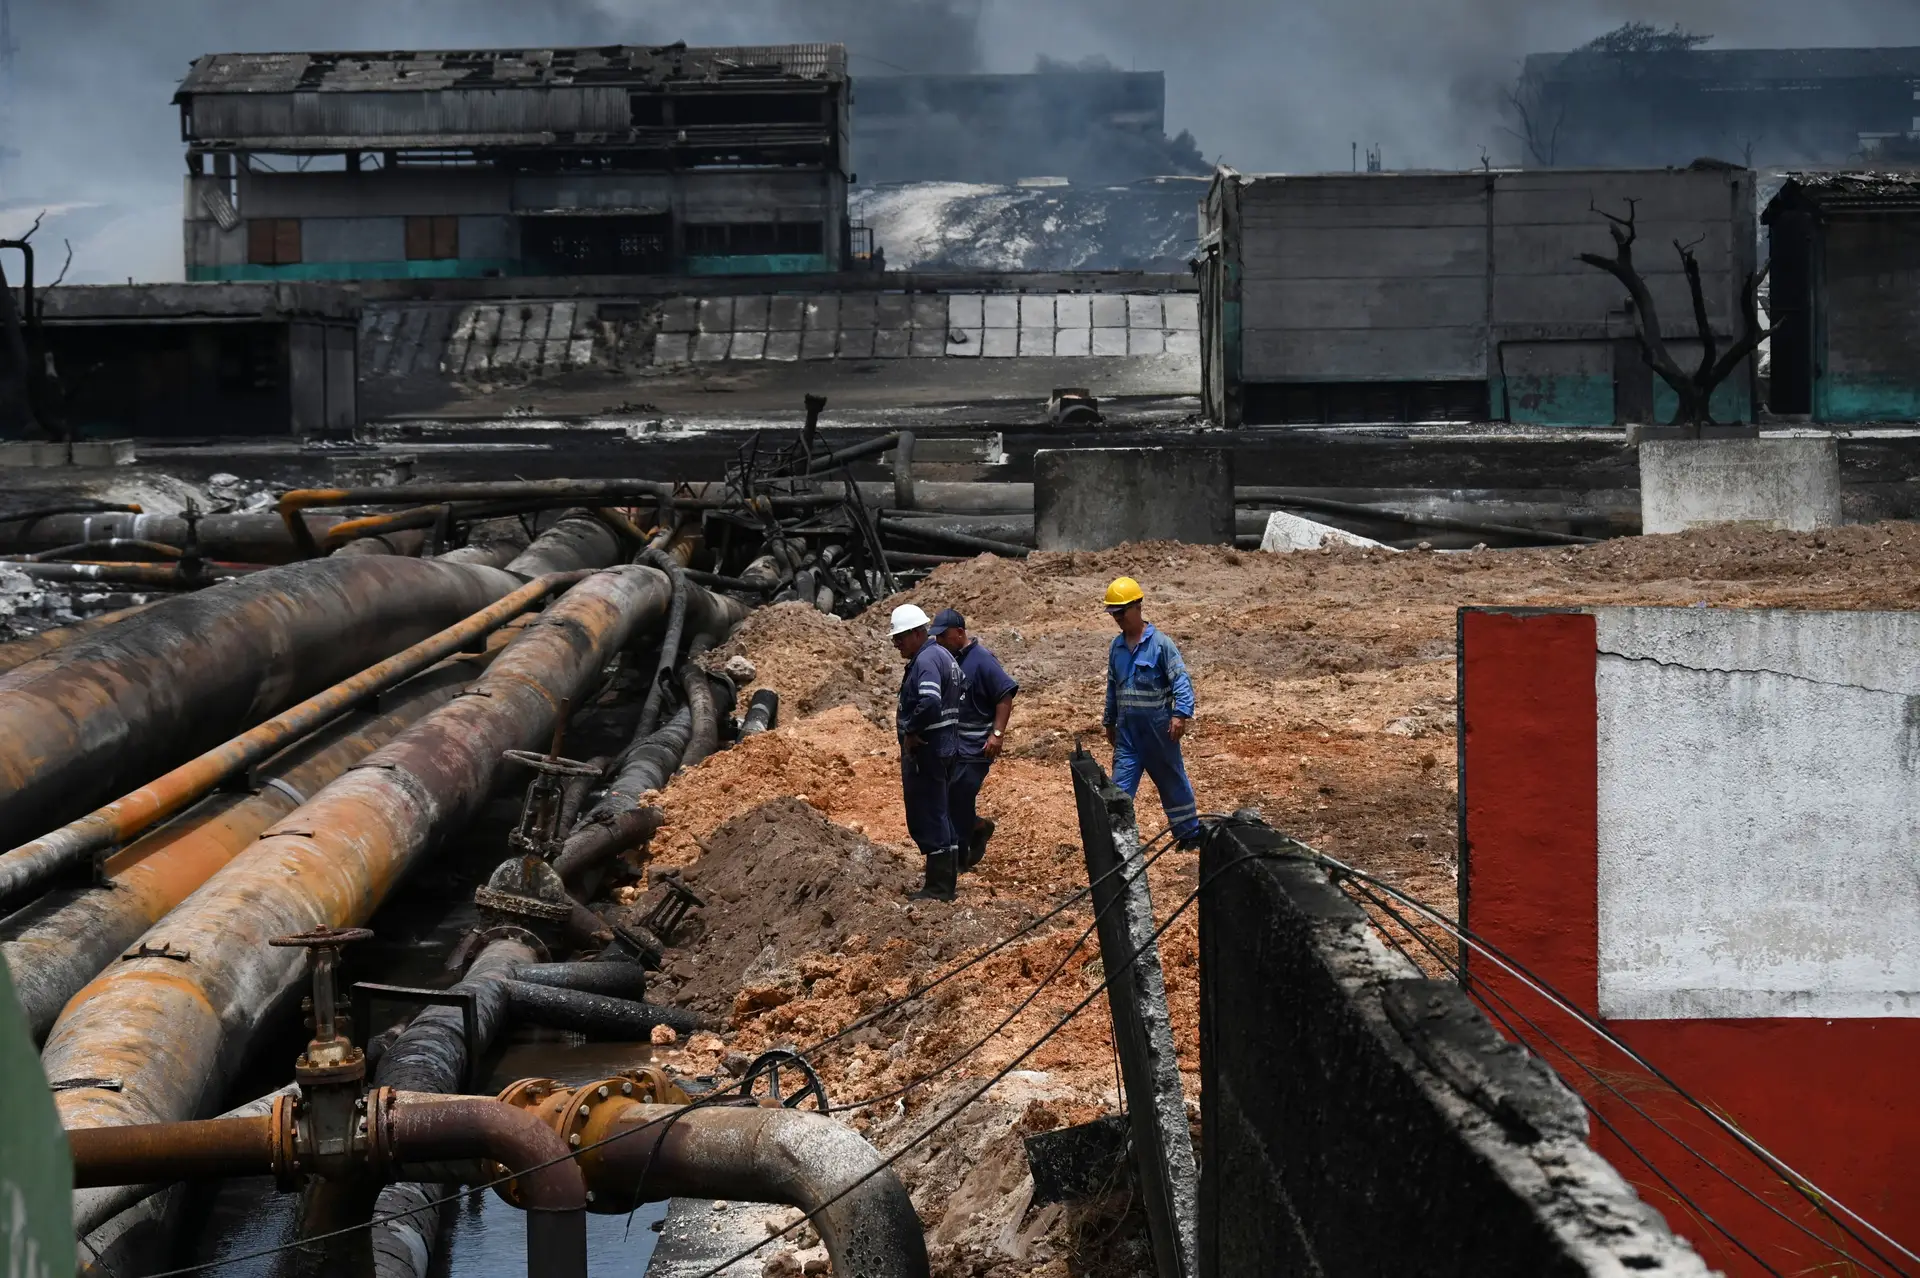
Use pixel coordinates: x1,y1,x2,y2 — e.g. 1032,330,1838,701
618,520,1920,1277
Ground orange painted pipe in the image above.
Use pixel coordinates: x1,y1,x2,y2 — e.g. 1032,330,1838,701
0,557,524,853
278,482,677,557
0,570,587,918
2,658,487,1042
67,1114,276,1189
44,565,677,1136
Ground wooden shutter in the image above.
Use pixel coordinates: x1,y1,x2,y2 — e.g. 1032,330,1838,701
248,219,277,265
273,219,302,265
404,216,433,260
431,216,459,261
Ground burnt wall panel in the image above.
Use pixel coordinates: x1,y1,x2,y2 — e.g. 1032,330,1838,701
1197,822,1709,1276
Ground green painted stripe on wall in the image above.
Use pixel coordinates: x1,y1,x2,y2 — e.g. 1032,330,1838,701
684,254,831,276
1653,375,1750,425
1816,378,1920,423
1499,373,1616,427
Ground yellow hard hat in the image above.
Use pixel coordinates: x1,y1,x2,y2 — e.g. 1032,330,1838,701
1103,576,1144,608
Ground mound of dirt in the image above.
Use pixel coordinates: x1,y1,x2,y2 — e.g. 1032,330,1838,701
709,601,898,726
641,797,919,1015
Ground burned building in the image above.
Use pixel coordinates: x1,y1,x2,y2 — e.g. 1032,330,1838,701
853,70,1206,185
1515,47,1920,170
36,284,358,437
1765,172,1920,422
1197,166,1758,427
176,45,852,282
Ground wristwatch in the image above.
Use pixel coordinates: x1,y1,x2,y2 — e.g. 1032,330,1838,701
990,730,1004,738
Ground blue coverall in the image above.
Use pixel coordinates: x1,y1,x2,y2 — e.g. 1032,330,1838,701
897,639,966,859
1103,623,1200,839
949,639,1020,842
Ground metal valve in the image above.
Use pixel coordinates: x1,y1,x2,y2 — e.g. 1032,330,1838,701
270,925,373,1081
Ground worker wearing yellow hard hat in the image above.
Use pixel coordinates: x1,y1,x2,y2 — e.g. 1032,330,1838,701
1101,577,1201,847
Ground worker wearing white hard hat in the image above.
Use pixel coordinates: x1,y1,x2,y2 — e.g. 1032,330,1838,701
890,602,967,901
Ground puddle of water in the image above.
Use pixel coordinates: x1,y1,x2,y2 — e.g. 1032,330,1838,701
436,1190,667,1278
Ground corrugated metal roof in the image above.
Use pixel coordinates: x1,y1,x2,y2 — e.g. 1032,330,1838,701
1765,171,1920,219
1525,46,1920,83
176,43,847,98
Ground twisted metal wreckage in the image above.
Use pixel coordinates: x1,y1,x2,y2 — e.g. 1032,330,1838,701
0,409,943,1278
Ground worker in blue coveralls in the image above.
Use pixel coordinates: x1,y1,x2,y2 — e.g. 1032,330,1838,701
1102,576,1203,848
890,602,967,901
931,608,1018,872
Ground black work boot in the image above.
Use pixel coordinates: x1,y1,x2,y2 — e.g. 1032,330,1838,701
960,818,996,872
910,849,958,901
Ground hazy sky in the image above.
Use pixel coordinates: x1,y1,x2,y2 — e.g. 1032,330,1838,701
5,0,1920,280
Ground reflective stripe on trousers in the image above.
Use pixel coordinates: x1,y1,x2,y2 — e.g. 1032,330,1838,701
1112,713,1200,838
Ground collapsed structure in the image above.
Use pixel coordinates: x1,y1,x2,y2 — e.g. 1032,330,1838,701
177,45,855,282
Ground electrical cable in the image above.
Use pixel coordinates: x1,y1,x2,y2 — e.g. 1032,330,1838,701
1336,877,1805,1278
680,823,1308,1278
826,830,1180,1114
1321,857,1918,1276
120,824,1188,1278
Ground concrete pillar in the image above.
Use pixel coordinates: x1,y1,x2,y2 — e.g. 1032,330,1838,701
1034,448,1234,551
1638,438,1842,535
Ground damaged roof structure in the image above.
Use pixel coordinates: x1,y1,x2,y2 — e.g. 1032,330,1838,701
176,45,855,282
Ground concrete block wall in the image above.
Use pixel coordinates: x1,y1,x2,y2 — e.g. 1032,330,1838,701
1638,437,1841,533
1199,821,1710,1276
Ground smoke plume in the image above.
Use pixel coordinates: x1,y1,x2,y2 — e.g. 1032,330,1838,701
4,0,1920,279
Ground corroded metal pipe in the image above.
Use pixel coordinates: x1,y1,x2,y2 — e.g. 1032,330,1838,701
389,1097,587,1278
45,566,675,1136
0,511,347,563
6,561,256,586
537,1098,929,1278
0,602,156,675
3,661,486,1042
505,511,624,578
0,573,578,917
67,1095,586,1278
68,1114,276,1188
0,556,520,851
278,482,675,558
550,708,687,885
4,538,183,562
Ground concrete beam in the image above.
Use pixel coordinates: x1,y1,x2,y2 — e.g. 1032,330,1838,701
1070,749,1199,1278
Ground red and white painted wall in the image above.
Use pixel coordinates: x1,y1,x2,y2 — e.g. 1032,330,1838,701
1460,607,1918,1276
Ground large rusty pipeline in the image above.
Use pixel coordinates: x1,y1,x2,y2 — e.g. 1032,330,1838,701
2,659,489,1042
0,556,521,852
44,565,679,1137
504,510,624,578
0,510,348,563
0,602,156,675
0,572,585,918
499,1089,930,1278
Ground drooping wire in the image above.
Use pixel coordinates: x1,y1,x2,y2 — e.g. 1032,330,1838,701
1337,876,1804,1278
827,828,1180,1114
121,825,1187,1278
1323,857,1918,1277
1353,875,1895,1278
678,823,1281,1278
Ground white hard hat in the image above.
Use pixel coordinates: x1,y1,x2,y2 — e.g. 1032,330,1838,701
889,603,931,636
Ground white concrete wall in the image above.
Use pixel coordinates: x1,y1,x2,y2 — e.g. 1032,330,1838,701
1594,607,1920,1020
1639,438,1841,534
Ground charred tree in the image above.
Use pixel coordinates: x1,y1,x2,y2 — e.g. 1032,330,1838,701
1578,199,1770,435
